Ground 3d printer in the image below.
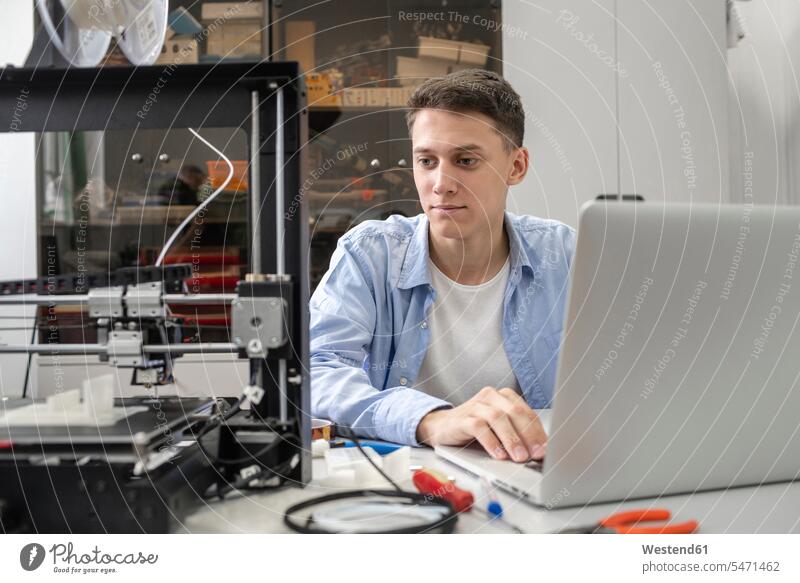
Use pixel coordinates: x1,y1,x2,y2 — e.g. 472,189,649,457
0,62,310,533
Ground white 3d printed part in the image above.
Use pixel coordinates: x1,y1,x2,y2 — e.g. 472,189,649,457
0,374,144,426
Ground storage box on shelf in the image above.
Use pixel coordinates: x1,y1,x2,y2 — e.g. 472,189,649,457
201,2,264,59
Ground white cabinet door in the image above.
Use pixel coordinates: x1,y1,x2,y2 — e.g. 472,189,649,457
616,0,729,204
504,0,618,228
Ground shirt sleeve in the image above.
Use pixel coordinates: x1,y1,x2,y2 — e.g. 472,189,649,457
309,236,450,445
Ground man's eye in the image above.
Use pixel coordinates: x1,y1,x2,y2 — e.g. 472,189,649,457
458,158,477,166
417,158,434,167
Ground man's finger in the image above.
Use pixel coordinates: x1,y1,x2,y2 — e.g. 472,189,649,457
472,402,530,462
464,416,508,460
530,442,546,461
489,388,548,455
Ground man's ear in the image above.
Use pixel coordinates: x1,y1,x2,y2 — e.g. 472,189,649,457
507,146,529,186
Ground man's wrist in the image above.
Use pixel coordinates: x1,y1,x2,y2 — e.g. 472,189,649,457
416,407,449,445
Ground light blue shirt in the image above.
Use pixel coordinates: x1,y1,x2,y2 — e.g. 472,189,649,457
310,212,576,445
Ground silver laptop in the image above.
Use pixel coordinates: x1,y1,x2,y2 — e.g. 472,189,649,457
436,201,800,508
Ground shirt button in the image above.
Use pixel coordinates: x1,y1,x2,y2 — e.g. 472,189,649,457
399,376,408,386
420,321,428,329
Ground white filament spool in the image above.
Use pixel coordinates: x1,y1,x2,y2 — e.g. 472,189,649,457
36,0,168,66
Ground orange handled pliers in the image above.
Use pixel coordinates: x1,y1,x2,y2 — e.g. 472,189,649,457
558,509,698,534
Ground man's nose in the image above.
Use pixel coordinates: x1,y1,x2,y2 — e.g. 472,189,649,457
433,166,458,196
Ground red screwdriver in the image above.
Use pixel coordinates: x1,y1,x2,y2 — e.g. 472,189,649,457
413,467,525,533
413,468,475,512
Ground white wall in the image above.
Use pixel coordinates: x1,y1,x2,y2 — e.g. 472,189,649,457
0,1,36,399
504,0,731,226
616,0,730,206
503,0,618,228
727,0,800,206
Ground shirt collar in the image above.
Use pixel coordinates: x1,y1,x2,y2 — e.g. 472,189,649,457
397,215,432,290
504,211,534,276
397,212,533,290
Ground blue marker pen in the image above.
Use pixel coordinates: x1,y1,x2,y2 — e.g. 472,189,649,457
480,476,504,518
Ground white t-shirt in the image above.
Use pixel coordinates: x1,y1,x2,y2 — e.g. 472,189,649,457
414,256,521,405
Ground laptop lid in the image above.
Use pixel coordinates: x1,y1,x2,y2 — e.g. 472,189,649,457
543,201,800,506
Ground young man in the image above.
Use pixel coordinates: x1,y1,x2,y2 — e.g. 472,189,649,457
310,69,575,463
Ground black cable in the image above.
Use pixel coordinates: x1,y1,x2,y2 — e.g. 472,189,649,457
283,426,460,533
190,373,272,467
249,360,258,386
191,395,245,444
197,430,294,466
157,323,174,382
210,454,297,500
220,396,246,423
191,397,295,465
198,396,245,435
21,323,36,398
340,428,524,533
336,427,402,492
284,490,458,534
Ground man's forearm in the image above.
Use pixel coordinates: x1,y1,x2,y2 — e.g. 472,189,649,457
311,358,450,444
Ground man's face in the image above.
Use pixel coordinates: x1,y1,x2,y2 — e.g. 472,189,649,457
411,108,528,244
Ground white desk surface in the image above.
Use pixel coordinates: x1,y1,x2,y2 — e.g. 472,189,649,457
182,446,800,534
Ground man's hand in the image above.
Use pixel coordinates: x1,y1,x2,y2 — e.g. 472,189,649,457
416,386,547,462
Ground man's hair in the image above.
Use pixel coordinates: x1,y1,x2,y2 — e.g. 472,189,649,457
405,69,525,150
